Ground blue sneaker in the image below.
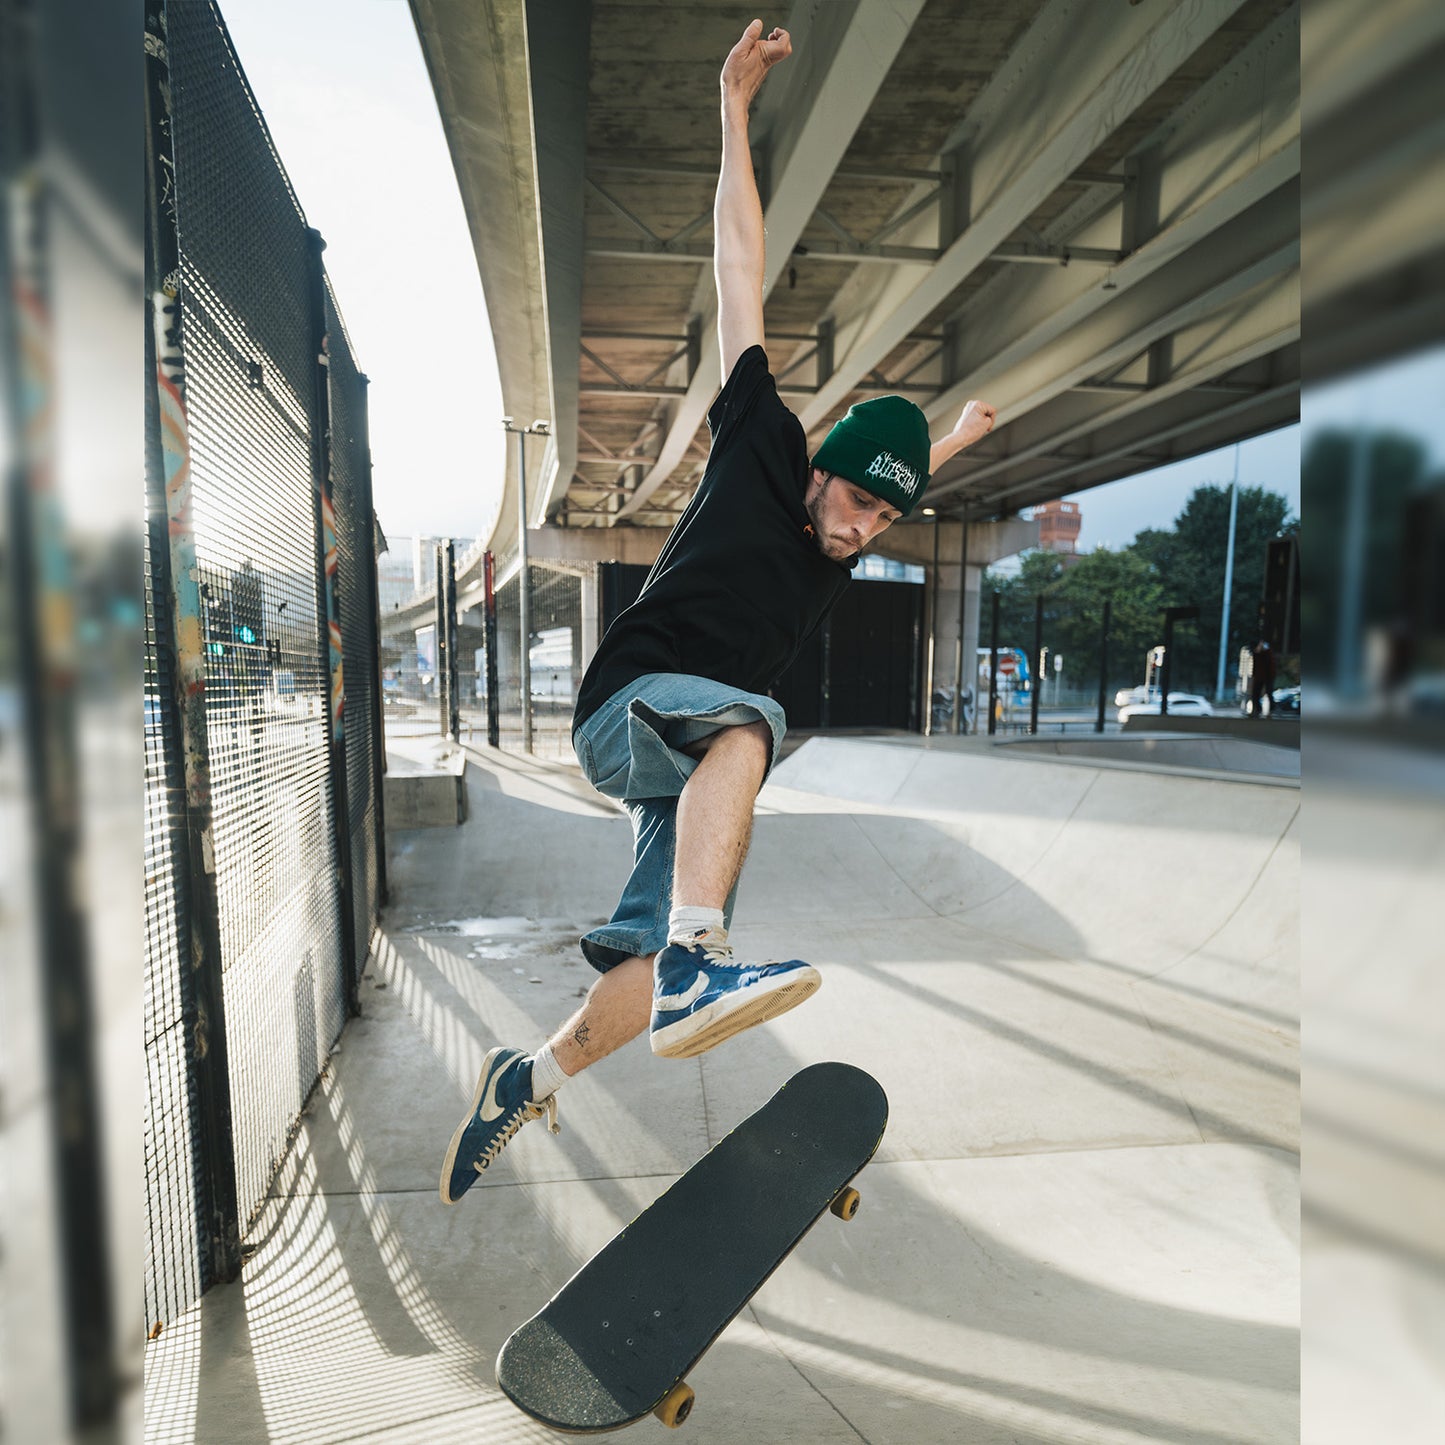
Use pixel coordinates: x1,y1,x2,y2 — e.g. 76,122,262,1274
439,1046,560,1204
650,933,821,1059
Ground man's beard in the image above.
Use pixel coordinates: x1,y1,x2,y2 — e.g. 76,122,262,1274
804,478,861,561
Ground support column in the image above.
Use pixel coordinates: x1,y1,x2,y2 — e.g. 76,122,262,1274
484,551,501,747
579,565,600,675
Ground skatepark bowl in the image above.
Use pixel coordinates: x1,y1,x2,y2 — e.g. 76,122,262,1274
143,732,1298,1443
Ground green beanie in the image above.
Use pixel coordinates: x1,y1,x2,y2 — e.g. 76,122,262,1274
811,395,931,516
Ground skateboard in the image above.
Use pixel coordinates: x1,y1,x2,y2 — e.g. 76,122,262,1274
495,1061,888,1432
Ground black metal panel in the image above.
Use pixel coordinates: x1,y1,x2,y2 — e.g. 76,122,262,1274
773,580,924,732
598,560,649,633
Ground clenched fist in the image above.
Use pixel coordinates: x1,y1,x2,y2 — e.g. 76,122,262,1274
949,399,997,450
721,19,792,105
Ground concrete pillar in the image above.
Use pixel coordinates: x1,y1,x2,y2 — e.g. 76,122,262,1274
580,570,600,674
876,513,1037,733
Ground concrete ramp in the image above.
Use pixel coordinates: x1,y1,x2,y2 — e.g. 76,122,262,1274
146,736,1298,1444
764,736,1299,1021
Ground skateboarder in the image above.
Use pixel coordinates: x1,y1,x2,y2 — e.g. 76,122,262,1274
441,18,995,1203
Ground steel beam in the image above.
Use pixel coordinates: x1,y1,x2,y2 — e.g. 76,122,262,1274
929,267,1299,503
928,4,1300,426
979,381,1299,505
795,0,1249,435
525,0,590,522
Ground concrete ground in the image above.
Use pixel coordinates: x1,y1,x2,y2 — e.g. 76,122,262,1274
143,732,1299,1444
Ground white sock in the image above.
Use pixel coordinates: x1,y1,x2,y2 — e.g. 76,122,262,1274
667,905,726,947
529,1043,568,1102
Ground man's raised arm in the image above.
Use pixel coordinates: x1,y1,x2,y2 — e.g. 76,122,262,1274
715,20,791,384
929,399,998,474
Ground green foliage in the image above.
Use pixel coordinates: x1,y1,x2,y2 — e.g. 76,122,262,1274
981,482,1298,698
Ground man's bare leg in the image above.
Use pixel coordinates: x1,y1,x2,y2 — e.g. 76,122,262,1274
673,720,772,907
534,723,770,1083
547,952,655,1077
650,720,820,1059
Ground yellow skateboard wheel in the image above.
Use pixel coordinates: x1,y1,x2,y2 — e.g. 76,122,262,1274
655,1381,695,1428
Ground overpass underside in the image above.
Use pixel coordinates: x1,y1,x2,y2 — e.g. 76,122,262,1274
408,0,1299,557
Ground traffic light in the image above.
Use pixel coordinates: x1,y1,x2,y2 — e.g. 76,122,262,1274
232,560,265,649
1260,536,1299,654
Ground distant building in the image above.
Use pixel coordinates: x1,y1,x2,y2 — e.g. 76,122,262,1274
376,533,476,613
856,554,925,583
377,540,416,614
1033,499,1082,558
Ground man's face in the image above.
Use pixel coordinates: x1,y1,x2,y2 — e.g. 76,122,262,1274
803,469,903,561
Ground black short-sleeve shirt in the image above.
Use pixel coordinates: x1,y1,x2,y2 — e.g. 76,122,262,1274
573,346,854,729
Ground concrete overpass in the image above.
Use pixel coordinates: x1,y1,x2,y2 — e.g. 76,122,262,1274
390,0,1300,681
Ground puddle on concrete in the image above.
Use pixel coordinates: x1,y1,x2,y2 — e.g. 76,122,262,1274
396,913,587,968
409,914,540,936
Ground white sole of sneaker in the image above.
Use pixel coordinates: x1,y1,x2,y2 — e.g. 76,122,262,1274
650,966,821,1060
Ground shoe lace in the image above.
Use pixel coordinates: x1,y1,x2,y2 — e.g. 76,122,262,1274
472,1093,561,1174
696,939,781,972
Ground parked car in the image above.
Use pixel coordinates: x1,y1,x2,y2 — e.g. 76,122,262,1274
1118,692,1216,723
1114,684,1160,708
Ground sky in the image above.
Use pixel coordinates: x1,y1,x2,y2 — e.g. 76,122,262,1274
1061,424,1300,553
223,0,1309,555
222,0,505,543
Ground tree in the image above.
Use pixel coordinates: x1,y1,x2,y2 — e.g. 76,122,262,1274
979,552,1061,651
1132,485,1297,693
981,548,1164,699
1051,547,1165,696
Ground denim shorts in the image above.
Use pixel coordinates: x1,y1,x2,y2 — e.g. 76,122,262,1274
572,672,787,972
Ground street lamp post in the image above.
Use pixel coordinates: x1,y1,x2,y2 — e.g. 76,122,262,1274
502,417,550,754
1214,442,1241,701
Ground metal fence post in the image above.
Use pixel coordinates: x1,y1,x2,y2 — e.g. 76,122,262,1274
517,428,534,754
987,590,1000,736
924,517,940,734
484,550,501,747
952,509,970,734
435,543,448,736
444,540,460,740
358,373,387,904
144,1,241,1288
1030,594,1043,734
1096,598,1112,733
1158,605,1200,719
1160,614,1174,717
305,226,359,1015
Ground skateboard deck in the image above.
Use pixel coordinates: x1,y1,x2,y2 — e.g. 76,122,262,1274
496,1061,888,1432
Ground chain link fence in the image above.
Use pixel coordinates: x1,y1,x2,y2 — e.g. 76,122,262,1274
143,0,384,1331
